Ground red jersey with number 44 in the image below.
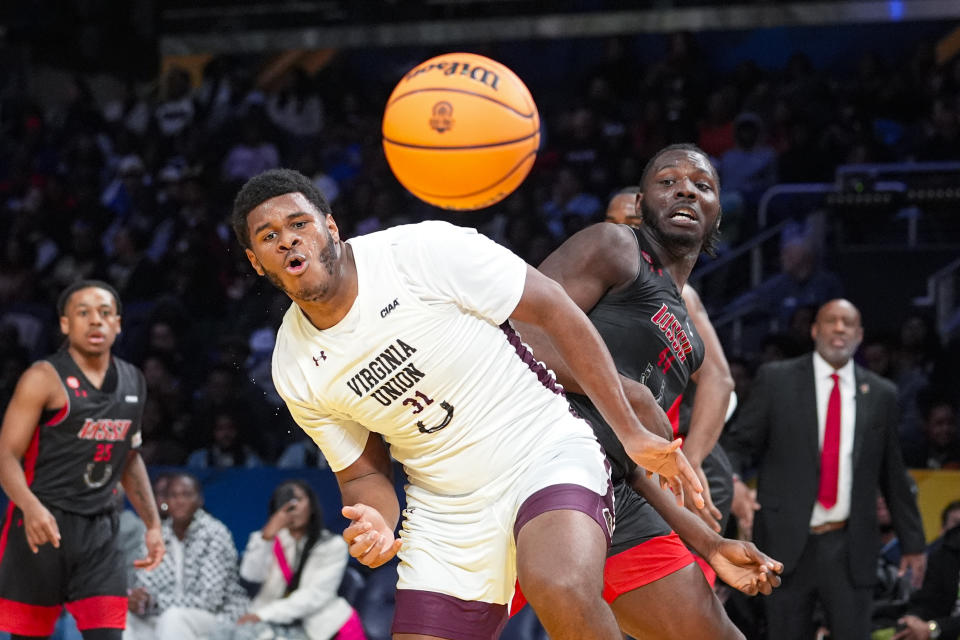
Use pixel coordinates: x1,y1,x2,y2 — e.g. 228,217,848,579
26,348,145,515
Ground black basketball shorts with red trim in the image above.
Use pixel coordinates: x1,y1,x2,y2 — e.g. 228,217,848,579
0,505,127,636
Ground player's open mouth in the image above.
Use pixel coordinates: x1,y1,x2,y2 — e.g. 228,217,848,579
286,258,307,274
668,207,698,225
88,333,105,344
285,252,308,274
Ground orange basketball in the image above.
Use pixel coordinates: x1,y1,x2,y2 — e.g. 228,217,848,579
382,52,540,210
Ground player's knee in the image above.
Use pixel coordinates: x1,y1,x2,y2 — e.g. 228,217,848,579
521,570,599,614
686,599,744,640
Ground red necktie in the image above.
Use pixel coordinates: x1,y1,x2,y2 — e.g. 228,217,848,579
818,373,841,509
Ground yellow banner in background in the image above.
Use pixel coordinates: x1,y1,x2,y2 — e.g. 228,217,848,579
908,469,960,543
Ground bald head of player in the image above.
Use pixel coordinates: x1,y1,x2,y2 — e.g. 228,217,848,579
606,186,643,227
811,298,863,369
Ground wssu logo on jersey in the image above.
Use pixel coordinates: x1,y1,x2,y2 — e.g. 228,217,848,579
76,418,132,442
650,303,693,362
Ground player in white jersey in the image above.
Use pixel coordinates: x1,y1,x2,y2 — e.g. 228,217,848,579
231,168,703,640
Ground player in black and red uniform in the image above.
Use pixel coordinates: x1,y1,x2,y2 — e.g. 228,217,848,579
0,280,164,640
518,145,780,638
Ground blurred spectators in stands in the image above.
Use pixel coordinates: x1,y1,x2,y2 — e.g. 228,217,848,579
927,500,960,557
210,480,364,640
893,313,942,452
187,411,264,469
902,394,960,470
727,233,843,329
0,25,958,475
126,473,248,640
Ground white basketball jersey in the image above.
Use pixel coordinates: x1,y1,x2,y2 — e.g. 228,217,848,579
271,221,594,495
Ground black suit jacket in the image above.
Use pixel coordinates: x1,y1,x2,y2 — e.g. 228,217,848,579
722,354,925,587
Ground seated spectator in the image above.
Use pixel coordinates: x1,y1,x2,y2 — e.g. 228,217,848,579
717,111,778,207
926,500,960,557
125,473,248,640
893,520,960,639
727,233,843,328
186,411,264,469
894,314,942,451
210,480,365,640
874,495,913,631
539,167,602,240
902,394,960,469
154,67,196,138
277,434,329,469
221,116,280,183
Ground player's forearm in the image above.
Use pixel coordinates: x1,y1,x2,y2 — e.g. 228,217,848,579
536,296,654,451
629,470,718,557
511,321,581,392
121,452,161,530
0,448,44,512
515,320,673,441
682,285,734,467
682,378,732,468
339,472,401,531
621,377,674,441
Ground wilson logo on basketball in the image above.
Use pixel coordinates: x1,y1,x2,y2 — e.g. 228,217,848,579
76,418,132,442
405,60,500,91
429,101,454,133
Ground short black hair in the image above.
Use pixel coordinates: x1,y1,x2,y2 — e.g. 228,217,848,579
638,143,722,257
639,143,716,188
169,471,203,497
942,499,960,528
232,168,332,250
57,280,122,317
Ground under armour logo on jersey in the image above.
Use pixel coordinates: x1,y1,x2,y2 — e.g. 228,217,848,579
312,352,327,366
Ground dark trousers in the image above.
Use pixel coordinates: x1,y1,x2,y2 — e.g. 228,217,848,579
764,529,872,640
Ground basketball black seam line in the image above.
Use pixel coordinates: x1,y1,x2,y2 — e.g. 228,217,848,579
383,130,540,150
385,87,537,119
401,149,538,200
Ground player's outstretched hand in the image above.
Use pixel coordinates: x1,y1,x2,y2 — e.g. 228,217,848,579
134,526,165,570
342,503,402,569
23,502,60,553
627,434,704,509
707,539,783,596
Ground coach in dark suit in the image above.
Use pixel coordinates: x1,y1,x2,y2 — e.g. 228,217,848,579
723,299,926,640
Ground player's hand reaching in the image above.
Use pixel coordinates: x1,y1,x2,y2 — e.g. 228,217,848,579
127,587,150,616
22,501,60,553
707,539,783,596
342,503,402,568
626,433,704,509
134,526,165,570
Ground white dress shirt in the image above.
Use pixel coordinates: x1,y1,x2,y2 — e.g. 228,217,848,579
810,352,857,527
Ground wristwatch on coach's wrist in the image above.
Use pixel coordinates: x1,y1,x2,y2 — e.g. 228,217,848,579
928,620,941,639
